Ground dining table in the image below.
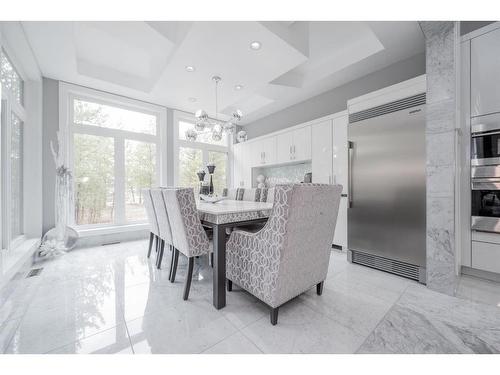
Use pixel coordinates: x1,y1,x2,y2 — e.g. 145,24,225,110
196,199,273,309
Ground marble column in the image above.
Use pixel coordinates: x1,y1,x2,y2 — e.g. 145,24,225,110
419,21,459,295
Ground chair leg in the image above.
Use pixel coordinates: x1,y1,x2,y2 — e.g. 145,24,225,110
316,281,324,296
170,249,179,283
168,245,175,281
147,232,154,258
226,279,232,292
209,253,214,268
156,239,165,269
270,307,279,326
155,235,159,252
183,257,195,300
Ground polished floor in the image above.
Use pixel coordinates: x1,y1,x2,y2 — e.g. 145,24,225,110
1,239,500,354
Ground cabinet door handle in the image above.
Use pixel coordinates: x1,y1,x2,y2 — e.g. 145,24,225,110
289,145,292,159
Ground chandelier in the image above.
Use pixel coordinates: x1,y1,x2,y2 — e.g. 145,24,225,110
185,75,243,142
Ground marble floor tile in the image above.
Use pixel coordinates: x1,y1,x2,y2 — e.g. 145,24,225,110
47,324,133,354
241,299,365,353
299,282,393,338
126,299,237,354
202,331,262,354
5,279,125,353
0,276,42,325
4,239,500,354
358,284,500,353
0,318,20,353
456,275,500,308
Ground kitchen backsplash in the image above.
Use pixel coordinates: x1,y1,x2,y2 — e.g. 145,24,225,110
252,162,312,187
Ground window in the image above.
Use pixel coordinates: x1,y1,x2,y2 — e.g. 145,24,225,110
64,85,166,229
1,48,26,250
1,49,24,106
174,112,230,195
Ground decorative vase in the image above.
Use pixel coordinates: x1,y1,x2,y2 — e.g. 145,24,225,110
206,164,216,196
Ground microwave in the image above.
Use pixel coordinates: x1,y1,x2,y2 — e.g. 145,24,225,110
471,165,500,233
471,113,500,166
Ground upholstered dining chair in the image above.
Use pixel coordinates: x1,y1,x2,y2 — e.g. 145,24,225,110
150,188,175,274
222,188,244,200
142,188,160,259
241,188,260,202
163,188,211,300
226,183,342,325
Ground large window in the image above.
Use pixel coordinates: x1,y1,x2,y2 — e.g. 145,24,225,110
1,48,25,250
65,85,165,228
174,113,230,195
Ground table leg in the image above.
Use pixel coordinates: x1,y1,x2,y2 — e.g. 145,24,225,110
212,224,227,309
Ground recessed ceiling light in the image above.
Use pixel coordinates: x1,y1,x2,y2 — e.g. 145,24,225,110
185,65,195,72
188,97,197,102
234,85,243,91
250,41,262,50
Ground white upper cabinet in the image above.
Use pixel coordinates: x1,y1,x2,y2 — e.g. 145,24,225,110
311,120,333,183
233,142,252,188
251,136,276,166
275,125,311,164
471,27,500,117
276,131,294,163
293,126,312,161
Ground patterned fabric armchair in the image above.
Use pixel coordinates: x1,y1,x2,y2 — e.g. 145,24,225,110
226,183,342,325
163,188,211,300
150,188,174,271
142,189,159,259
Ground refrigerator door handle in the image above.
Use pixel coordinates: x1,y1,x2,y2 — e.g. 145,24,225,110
348,141,354,208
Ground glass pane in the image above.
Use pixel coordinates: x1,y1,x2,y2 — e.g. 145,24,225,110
179,147,203,191
208,151,227,195
10,113,23,238
0,50,23,105
125,140,156,222
178,120,227,146
74,99,157,135
74,134,114,225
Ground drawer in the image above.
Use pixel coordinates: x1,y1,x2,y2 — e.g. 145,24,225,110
472,240,500,274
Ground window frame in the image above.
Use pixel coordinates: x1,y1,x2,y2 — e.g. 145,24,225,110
173,110,232,190
1,50,26,251
60,83,168,231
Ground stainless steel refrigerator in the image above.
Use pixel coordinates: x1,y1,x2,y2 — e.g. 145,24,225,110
347,93,426,283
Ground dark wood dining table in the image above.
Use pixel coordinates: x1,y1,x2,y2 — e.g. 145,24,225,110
196,199,273,309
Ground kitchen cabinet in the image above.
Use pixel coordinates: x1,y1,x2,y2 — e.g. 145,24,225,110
332,114,348,249
472,240,500,274
251,136,276,166
471,27,500,117
311,120,333,183
233,142,251,188
276,126,311,164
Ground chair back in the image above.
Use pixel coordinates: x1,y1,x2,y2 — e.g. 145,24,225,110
150,188,173,245
268,184,342,305
223,188,244,200
163,188,210,257
142,188,159,236
242,188,260,201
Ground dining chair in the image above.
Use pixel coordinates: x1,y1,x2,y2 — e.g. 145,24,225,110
142,188,160,259
163,188,211,300
222,188,244,200
241,188,260,201
150,188,175,273
226,183,342,325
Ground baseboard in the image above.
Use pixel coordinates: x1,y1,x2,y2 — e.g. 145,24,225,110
461,266,500,283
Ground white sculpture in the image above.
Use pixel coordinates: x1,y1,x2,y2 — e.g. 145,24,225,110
256,174,266,189
39,131,78,258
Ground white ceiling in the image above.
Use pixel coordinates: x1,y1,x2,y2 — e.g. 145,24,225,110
21,21,424,125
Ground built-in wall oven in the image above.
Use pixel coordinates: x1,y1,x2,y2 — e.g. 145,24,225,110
471,114,500,233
